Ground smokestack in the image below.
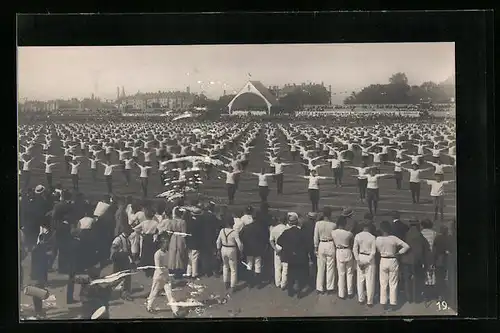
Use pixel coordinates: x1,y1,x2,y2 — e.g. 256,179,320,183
117,87,120,100
223,90,226,96
121,86,125,98
328,85,332,105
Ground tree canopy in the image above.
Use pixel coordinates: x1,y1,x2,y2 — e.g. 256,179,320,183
344,72,454,105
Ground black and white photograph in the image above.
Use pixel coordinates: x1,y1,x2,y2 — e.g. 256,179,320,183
18,41,458,320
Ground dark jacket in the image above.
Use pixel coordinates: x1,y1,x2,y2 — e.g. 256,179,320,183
30,238,51,283
239,221,268,257
186,213,204,250
392,220,409,241
301,219,316,250
200,211,220,250
433,233,450,267
400,227,429,266
276,226,309,265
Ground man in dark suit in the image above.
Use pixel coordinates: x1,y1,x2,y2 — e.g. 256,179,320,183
301,212,318,288
277,213,309,298
400,218,428,303
50,190,74,272
239,213,268,288
200,202,221,277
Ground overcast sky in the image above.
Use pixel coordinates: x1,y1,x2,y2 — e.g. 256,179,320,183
17,43,454,103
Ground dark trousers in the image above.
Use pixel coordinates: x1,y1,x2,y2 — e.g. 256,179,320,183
410,182,421,203
141,177,148,197
307,248,317,287
45,173,53,190
91,168,97,181
332,168,342,186
291,151,298,161
275,173,284,194
71,174,79,191
105,175,113,193
227,184,236,204
358,178,367,200
308,189,320,212
435,266,447,300
259,186,269,203
286,263,307,296
67,271,76,302
32,281,46,315
394,171,402,189
401,263,424,303
433,196,445,220
366,188,379,215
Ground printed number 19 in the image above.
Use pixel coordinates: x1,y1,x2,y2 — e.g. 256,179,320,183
436,301,448,310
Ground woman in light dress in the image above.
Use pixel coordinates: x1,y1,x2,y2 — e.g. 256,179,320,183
134,207,159,278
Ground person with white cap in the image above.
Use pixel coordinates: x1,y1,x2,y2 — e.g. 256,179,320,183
314,206,337,295
331,216,355,300
375,220,410,311
353,221,377,307
269,213,289,290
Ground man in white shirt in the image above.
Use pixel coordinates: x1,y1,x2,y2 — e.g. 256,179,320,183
269,216,289,289
69,160,82,191
44,161,59,190
218,168,241,205
101,163,120,194
422,174,455,221
359,169,393,216
123,158,135,186
89,157,100,182
145,236,180,316
402,164,433,204
331,217,355,299
427,160,454,175
137,164,152,197
327,156,348,187
375,221,410,311
19,156,34,191
250,168,275,203
272,157,293,195
313,206,337,294
353,222,377,306
387,158,410,190
347,164,376,203
301,170,333,212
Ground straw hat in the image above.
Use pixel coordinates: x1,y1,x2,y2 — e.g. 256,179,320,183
91,306,107,320
34,185,45,194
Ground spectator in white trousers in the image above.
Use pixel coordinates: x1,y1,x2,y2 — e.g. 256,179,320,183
269,215,289,289
314,206,337,294
353,222,377,307
146,237,180,316
331,217,355,299
375,221,410,311
216,215,243,293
